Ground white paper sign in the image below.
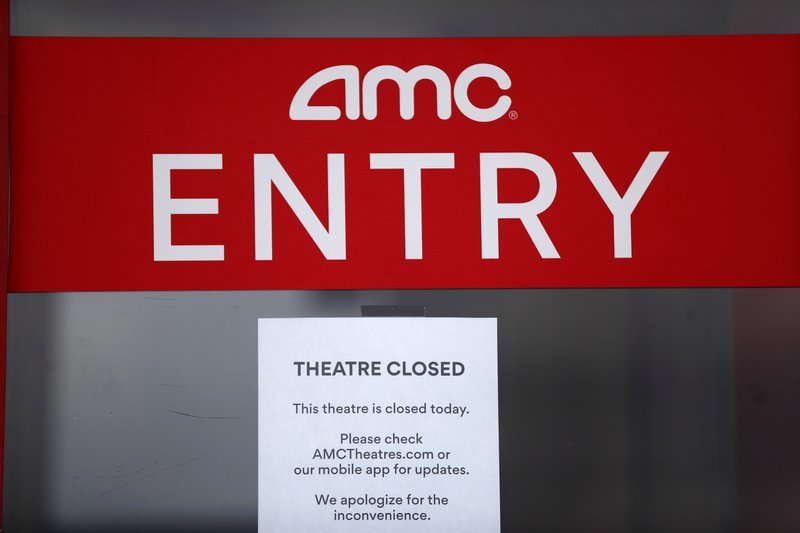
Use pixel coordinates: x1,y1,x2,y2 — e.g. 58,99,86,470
258,317,500,532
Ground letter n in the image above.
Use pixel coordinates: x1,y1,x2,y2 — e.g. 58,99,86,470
254,154,346,260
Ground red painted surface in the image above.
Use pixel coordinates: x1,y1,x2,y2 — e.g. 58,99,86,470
7,35,800,291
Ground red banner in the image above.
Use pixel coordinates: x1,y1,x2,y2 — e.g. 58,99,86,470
9,35,800,291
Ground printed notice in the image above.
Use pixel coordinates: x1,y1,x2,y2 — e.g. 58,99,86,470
258,317,499,532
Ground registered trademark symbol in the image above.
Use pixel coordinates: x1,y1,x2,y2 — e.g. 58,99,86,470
509,110,519,120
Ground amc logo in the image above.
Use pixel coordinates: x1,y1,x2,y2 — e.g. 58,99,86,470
289,64,512,122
